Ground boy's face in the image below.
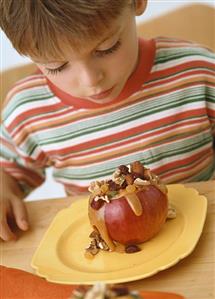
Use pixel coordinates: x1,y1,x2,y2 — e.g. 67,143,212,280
36,5,142,104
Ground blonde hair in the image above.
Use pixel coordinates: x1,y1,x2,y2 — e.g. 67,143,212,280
0,0,130,61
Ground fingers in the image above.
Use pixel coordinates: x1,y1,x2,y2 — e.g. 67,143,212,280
0,204,17,241
11,197,29,231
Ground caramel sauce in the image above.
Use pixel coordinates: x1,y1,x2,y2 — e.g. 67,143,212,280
88,192,143,253
124,193,143,216
89,199,116,251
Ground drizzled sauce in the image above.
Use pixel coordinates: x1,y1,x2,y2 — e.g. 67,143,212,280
88,182,168,255
89,197,115,251
125,193,143,216
89,191,144,252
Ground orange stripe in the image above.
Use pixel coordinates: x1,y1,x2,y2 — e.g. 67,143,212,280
42,108,208,157
4,78,47,106
11,73,210,144
60,118,209,159
161,155,212,183
53,122,210,167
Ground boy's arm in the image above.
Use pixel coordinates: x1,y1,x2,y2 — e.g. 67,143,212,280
0,123,46,195
0,168,29,241
205,50,215,150
206,79,215,148
0,123,46,240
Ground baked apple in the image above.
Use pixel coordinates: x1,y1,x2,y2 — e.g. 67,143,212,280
86,161,169,257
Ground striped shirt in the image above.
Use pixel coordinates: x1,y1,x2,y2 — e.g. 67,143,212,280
1,37,215,195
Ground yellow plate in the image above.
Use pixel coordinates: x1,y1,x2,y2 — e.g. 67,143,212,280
31,184,207,284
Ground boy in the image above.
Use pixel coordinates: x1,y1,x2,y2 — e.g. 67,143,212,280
0,0,214,241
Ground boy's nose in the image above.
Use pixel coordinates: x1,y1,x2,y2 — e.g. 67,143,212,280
78,63,104,88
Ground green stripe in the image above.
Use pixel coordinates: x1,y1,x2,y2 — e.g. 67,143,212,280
155,48,214,64
54,135,212,180
25,92,207,155
147,66,214,84
3,93,54,121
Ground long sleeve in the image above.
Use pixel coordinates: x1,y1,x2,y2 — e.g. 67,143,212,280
206,76,215,138
0,123,46,195
0,77,49,196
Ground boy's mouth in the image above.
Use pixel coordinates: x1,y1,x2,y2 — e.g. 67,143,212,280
88,86,114,100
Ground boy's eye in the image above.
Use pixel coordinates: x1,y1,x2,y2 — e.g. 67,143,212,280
44,40,121,75
46,62,68,75
95,40,121,58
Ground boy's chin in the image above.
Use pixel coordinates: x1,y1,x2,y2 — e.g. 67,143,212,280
85,86,123,104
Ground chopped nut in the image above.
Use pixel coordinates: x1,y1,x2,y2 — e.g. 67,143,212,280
113,168,121,179
91,239,97,247
94,195,110,203
94,195,101,201
125,173,135,185
132,171,144,180
134,178,151,186
85,243,99,256
89,230,100,240
107,180,120,191
121,180,128,189
151,173,160,183
125,244,141,253
143,168,153,180
167,204,177,219
131,161,145,177
98,241,109,251
88,181,102,195
118,165,129,175
100,183,109,194
114,176,125,186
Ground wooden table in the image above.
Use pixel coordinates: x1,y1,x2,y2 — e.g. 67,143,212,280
1,181,215,299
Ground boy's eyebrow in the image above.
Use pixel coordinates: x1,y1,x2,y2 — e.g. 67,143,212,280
96,25,121,46
34,26,121,65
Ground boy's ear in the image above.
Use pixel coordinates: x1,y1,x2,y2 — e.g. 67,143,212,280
134,0,148,16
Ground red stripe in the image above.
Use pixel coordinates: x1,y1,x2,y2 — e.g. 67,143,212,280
13,74,44,86
45,108,207,157
150,60,214,81
155,147,212,176
1,164,45,187
7,102,66,134
146,69,214,90
11,106,76,137
62,118,209,159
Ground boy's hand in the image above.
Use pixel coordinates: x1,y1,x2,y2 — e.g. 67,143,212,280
0,170,29,241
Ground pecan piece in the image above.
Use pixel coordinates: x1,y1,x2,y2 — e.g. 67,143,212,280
130,161,145,177
89,230,100,240
118,165,129,175
125,173,135,185
107,180,120,191
143,168,153,180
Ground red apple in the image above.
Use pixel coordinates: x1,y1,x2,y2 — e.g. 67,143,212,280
104,185,168,245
